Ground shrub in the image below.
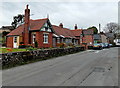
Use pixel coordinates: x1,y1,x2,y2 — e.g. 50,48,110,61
19,44,26,48
19,42,34,48
26,44,33,48
88,46,93,49
34,41,38,48
97,41,101,43
20,42,24,44
57,43,67,48
68,43,75,47
26,46,36,51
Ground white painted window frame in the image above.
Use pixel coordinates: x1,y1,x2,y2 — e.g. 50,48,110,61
43,33,49,44
33,34,36,44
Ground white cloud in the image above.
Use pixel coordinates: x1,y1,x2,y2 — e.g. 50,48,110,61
0,1,118,31
1,0,119,2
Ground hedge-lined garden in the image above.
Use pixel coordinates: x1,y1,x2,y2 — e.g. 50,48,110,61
1,46,85,69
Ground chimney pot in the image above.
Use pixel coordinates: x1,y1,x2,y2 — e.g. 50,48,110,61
26,4,29,9
59,23,63,28
75,24,78,29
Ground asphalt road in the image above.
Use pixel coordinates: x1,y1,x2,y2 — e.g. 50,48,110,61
2,47,118,86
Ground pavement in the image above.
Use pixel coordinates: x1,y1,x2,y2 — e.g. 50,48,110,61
2,47,118,86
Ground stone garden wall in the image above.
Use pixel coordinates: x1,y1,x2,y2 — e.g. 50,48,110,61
1,47,85,69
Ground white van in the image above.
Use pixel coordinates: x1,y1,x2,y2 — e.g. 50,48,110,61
114,39,120,46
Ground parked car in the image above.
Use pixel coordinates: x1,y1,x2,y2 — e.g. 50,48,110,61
109,44,113,47
100,43,109,48
105,43,110,48
93,43,102,50
100,43,105,48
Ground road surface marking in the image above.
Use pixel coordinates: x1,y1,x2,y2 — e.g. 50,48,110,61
95,51,100,53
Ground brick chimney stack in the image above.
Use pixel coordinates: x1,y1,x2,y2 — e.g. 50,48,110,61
24,4,30,45
59,23,63,28
75,24,78,30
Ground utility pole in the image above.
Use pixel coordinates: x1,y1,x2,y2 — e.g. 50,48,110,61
47,14,49,19
99,23,101,33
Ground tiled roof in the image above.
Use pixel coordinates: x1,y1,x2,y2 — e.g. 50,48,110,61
71,29,82,36
82,29,94,35
7,24,24,36
52,25,76,38
7,18,83,39
30,18,48,31
7,18,48,36
93,34,101,40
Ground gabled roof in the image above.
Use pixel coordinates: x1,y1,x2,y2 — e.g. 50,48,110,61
52,25,75,38
7,18,48,36
7,18,83,39
30,18,48,31
71,29,82,36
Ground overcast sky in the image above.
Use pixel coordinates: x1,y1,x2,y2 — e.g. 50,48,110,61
0,0,118,31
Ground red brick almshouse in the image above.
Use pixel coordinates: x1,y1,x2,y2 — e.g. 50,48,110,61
6,5,94,48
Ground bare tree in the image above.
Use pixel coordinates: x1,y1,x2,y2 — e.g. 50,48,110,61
103,22,118,33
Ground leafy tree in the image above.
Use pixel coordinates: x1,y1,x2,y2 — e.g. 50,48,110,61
87,26,98,34
11,14,24,28
2,31,10,37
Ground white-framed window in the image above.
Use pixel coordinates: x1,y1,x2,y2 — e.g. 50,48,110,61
33,34,36,44
43,33,49,43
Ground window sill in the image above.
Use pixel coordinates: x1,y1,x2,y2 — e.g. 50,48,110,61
43,42,49,44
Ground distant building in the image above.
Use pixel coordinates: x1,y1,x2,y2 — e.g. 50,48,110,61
93,34,101,43
105,33,115,44
71,26,82,45
100,32,108,43
0,26,14,46
82,29,94,47
0,26,14,34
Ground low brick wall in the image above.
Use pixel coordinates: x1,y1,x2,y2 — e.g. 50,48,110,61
1,47,85,68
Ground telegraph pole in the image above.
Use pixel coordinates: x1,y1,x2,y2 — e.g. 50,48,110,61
99,23,101,33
